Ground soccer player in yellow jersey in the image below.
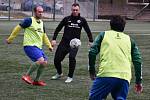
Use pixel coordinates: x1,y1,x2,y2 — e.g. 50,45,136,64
88,15,143,100
6,6,53,86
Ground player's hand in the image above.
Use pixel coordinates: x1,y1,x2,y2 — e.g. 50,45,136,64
90,73,96,80
51,40,57,47
135,83,143,94
5,39,11,44
88,42,93,47
49,47,53,52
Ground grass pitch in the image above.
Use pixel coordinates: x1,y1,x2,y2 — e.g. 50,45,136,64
0,20,150,100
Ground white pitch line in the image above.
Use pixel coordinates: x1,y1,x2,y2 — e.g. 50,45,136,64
1,31,150,36
125,30,150,31
89,31,150,35
129,33,150,35
90,30,150,33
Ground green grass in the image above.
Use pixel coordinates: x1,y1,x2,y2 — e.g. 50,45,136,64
0,21,150,100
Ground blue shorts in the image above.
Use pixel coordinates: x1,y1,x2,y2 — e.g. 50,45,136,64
24,46,48,62
89,77,129,100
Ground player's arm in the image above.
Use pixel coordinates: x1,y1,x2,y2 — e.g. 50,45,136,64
52,17,66,40
51,17,66,47
6,25,22,43
6,17,31,44
43,25,53,51
88,32,105,80
43,33,53,51
131,38,143,94
82,18,93,44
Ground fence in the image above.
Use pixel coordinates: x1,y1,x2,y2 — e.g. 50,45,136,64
0,0,150,21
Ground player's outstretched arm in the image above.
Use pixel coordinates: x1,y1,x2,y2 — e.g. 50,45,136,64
6,25,22,44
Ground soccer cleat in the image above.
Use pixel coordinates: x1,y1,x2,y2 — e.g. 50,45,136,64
51,73,63,80
22,75,33,84
32,81,47,86
65,77,73,83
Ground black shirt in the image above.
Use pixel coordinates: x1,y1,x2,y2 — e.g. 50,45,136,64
52,14,93,43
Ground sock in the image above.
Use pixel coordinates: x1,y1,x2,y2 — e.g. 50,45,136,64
34,64,45,81
26,63,39,76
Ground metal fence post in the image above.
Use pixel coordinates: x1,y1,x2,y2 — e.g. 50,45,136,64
8,0,10,20
32,0,33,16
93,0,96,21
53,0,56,21
74,0,77,3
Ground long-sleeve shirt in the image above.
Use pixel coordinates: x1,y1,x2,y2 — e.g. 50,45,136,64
7,17,52,49
89,30,142,84
52,14,93,43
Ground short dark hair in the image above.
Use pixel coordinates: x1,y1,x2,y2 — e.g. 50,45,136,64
110,15,126,32
72,3,80,8
33,5,42,12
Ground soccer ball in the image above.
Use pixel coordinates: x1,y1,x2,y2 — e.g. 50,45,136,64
70,38,81,48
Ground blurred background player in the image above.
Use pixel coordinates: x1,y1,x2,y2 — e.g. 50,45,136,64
6,6,53,86
88,15,143,100
51,3,93,83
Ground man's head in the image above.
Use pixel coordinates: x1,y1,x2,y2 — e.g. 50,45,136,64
71,3,80,16
34,6,44,19
110,15,126,32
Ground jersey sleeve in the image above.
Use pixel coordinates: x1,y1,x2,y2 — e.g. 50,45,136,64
88,32,105,75
19,17,32,28
82,18,93,42
52,17,66,40
7,25,22,43
131,38,143,84
43,33,53,49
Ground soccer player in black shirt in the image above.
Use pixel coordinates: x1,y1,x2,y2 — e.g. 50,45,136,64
51,3,93,83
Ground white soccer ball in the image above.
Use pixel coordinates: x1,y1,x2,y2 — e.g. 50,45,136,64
70,38,81,48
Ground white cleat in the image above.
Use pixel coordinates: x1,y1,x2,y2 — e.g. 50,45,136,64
65,77,73,83
51,73,63,80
